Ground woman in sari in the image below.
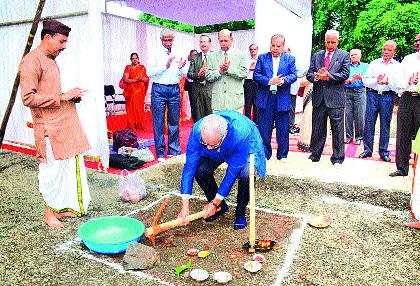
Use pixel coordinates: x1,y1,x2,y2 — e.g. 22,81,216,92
123,53,149,131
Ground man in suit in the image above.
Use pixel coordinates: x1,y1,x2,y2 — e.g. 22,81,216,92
19,20,91,228
184,49,198,96
205,29,248,112
306,29,350,165
187,35,212,122
253,34,297,160
244,43,259,123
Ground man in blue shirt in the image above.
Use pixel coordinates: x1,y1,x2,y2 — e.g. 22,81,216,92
177,111,266,230
344,49,368,145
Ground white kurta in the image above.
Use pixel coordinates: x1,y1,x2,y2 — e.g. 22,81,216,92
38,138,91,215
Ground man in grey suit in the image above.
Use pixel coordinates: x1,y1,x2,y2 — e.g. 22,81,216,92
306,29,350,165
187,35,212,122
205,29,248,112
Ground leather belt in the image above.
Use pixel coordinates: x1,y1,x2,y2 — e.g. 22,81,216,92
366,88,395,95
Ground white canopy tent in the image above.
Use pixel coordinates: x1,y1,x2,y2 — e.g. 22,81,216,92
0,0,312,169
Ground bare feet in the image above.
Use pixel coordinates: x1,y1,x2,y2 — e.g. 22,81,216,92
45,208,64,228
404,221,420,229
55,211,78,219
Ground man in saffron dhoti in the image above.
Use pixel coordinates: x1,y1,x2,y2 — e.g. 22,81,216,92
19,20,91,228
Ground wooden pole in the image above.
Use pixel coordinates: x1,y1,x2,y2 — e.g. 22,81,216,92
0,0,46,148
249,153,256,253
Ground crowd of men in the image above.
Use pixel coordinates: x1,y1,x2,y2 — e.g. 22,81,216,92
18,18,419,229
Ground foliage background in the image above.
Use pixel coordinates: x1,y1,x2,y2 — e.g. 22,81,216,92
312,0,420,61
140,1,420,62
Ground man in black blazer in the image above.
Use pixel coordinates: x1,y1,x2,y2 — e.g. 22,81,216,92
187,35,212,122
306,29,350,165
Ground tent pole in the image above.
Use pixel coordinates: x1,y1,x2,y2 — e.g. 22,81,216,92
0,0,46,149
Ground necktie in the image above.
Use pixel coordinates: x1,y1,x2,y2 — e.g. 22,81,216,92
224,52,228,61
324,51,332,69
202,54,207,67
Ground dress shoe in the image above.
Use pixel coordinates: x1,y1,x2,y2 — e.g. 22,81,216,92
389,170,407,177
380,155,391,162
308,155,320,162
359,151,372,159
355,139,361,145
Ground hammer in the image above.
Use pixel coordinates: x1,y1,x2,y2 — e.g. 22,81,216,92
145,210,206,247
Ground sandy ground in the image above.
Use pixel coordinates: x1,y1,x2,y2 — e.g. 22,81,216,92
0,149,418,286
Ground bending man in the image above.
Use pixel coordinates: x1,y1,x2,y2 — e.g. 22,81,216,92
177,111,266,230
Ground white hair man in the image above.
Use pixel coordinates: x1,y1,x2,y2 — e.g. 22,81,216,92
306,29,350,165
147,28,188,162
178,111,266,230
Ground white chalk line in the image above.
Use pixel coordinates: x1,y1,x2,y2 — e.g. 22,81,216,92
272,216,309,286
57,192,310,285
56,239,173,285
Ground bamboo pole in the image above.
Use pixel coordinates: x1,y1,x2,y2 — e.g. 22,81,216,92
0,0,46,149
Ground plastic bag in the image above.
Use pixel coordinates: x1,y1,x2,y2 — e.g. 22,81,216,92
131,147,155,162
118,169,147,203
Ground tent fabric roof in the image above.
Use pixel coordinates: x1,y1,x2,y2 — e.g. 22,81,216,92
123,0,255,26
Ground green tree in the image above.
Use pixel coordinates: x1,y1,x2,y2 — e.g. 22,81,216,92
352,0,420,62
312,0,419,61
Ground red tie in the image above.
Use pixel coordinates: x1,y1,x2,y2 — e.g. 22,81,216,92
324,51,332,69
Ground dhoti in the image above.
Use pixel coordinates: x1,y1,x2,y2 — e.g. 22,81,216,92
39,138,91,216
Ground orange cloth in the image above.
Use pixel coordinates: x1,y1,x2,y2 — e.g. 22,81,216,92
19,45,90,162
123,64,149,131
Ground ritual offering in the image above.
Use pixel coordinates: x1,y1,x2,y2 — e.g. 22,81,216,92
213,271,232,284
197,250,210,258
252,253,265,263
190,269,209,282
308,215,331,228
243,260,262,273
242,239,278,252
175,260,192,277
187,248,199,256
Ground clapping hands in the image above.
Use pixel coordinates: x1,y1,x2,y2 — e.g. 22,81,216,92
315,67,329,81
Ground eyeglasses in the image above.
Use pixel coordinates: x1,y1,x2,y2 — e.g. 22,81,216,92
200,133,227,149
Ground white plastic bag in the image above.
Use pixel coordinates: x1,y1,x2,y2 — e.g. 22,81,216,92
118,169,147,203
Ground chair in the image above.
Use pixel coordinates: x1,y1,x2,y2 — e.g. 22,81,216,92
104,85,126,115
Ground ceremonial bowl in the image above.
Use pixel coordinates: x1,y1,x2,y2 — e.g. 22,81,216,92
78,216,145,254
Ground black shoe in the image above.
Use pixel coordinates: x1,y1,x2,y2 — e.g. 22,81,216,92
308,155,320,162
355,139,361,145
359,151,372,159
380,155,391,162
389,170,407,177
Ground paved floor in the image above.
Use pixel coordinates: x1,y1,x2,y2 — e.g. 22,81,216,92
265,151,411,192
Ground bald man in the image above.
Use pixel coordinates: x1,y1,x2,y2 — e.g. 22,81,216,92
205,29,248,112
178,110,266,230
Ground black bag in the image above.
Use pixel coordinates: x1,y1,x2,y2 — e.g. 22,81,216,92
113,128,139,151
109,154,145,170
